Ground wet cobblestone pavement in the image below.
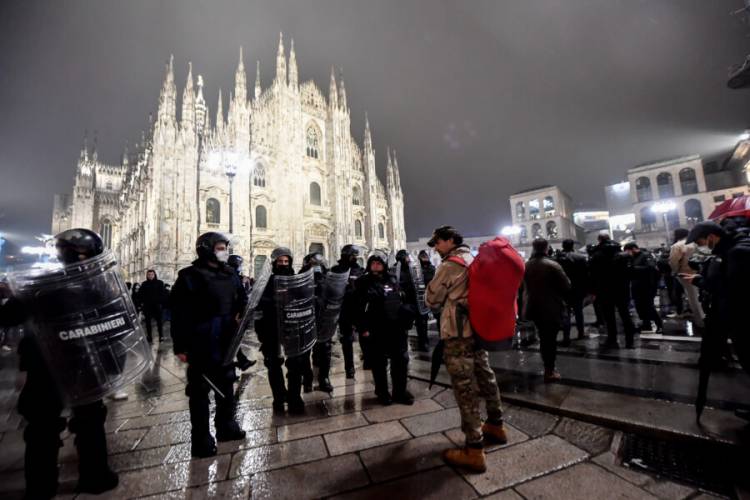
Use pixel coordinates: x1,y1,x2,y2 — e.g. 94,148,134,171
0,327,739,499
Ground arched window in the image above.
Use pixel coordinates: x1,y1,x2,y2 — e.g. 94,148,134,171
546,220,558,239
352,186,362,206
636,177,652,203
355,220,363,238
310,182,321,205
528,199,540,220
640,207,656,232
206,198,220,224
543,196,555,217
306,125,320,159
679,168,698,195
519,225,528,243
253,255,267,278
515,202,525,221
531,223,542,239
253,164,266,188
100,219,112,248
657,172,674,199
255,205,267,229
378,223,385,239
685,199,703,226
309,243,325,256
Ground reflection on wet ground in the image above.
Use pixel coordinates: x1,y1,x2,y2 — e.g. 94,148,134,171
0,319,745,498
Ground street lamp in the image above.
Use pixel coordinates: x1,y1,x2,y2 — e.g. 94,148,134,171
225,162,237,235
651,201,676,245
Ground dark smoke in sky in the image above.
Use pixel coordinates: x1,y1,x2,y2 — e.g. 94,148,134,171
1,0,750,246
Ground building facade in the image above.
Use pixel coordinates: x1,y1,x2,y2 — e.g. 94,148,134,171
627,155,748,247
52,35,407,282
507,185,585,253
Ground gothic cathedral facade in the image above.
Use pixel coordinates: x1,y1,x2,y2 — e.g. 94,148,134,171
51,35,407,282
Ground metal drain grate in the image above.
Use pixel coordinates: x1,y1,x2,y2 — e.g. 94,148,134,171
619,433,735,496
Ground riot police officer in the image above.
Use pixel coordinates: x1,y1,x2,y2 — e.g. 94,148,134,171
331,245,365,378
0,229,119,498
354,253,414,405
299,253,335,393
226,254,256,372
170,232,248,458
255,247,308,413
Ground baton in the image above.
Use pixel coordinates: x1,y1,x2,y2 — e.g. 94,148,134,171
201,374,226,399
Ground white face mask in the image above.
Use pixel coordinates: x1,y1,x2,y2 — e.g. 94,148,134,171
215,250,229,263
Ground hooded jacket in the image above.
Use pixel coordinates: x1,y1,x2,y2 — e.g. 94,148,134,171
138,272,167,309
425,245,474,340
588,239,630,300
353,256,405,337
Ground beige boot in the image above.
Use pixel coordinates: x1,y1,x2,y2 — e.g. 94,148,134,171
481,421,508,445
442,446,487,473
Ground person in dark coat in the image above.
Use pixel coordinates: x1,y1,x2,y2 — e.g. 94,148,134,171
138,269,167,342
254,247,308,414
170,232,248,458
556,239,588,345
588,232,637,348
623,242,663,334
523,238,571,382
225,254,256,372
415,250,436,351
394,249,419,348
683,221,750,376
354,253,414,405
299,253,334,393
330,245,365,378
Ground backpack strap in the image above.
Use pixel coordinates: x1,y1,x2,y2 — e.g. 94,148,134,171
446,256,467,267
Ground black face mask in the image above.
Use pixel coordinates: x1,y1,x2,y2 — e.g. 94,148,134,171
273,264,293,276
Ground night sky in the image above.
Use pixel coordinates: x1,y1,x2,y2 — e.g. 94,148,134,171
2,0,750,247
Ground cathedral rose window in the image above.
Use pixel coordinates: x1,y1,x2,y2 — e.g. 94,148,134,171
306,125,320,159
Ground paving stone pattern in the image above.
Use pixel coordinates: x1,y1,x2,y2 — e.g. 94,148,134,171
0,338,705,499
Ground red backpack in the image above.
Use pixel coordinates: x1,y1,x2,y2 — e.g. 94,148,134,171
447,237,525,350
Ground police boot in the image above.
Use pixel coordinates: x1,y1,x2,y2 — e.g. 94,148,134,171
481,421,508,445
286,360,306,415
191,434,217,458
236,350,256,371
442,444,487,473
372,365,391,405
318,377,334,393
23,419,65,500
216,420,246,442
70,403,119,494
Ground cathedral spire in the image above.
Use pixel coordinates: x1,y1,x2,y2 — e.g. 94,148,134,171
392,148,402,190
216,89,224,134
328,66,338,109
363,112,372,152
276,32,287,85
157,54,177,124
79,131,88,162
195,74,207,135
386,147,395,192
122,141,129,166
182,62,195,129
288,38,298,90
338,68,347,110
234,46,247,104
255,60,261,100
91,131,98,162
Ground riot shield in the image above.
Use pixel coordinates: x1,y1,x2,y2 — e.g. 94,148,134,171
223,258,272,366
9,251,152,406
408,259,430,315
275,268,316,358
317,269,350,342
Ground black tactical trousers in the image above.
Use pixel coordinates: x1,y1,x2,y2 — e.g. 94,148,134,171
313,340,332,380
285,355,307,405
186,365,236,441
19,363,112,499
369,331,409,397
562,295,585,340
339,320,355,373
261,342,287,404
533,319,561,369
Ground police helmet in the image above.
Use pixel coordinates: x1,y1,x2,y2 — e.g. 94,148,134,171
196,232,230,261
227,254,244,270
395,249,410,262
366,253,388,273
270,247,293,265
54,228,104,265
340,244,360,260
303,252,327,267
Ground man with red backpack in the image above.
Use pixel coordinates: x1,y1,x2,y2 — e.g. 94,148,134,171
425,226,507,473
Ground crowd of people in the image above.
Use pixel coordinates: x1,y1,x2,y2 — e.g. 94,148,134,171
0,217,747,497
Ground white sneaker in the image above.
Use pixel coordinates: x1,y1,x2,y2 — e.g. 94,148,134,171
110,391,129,401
